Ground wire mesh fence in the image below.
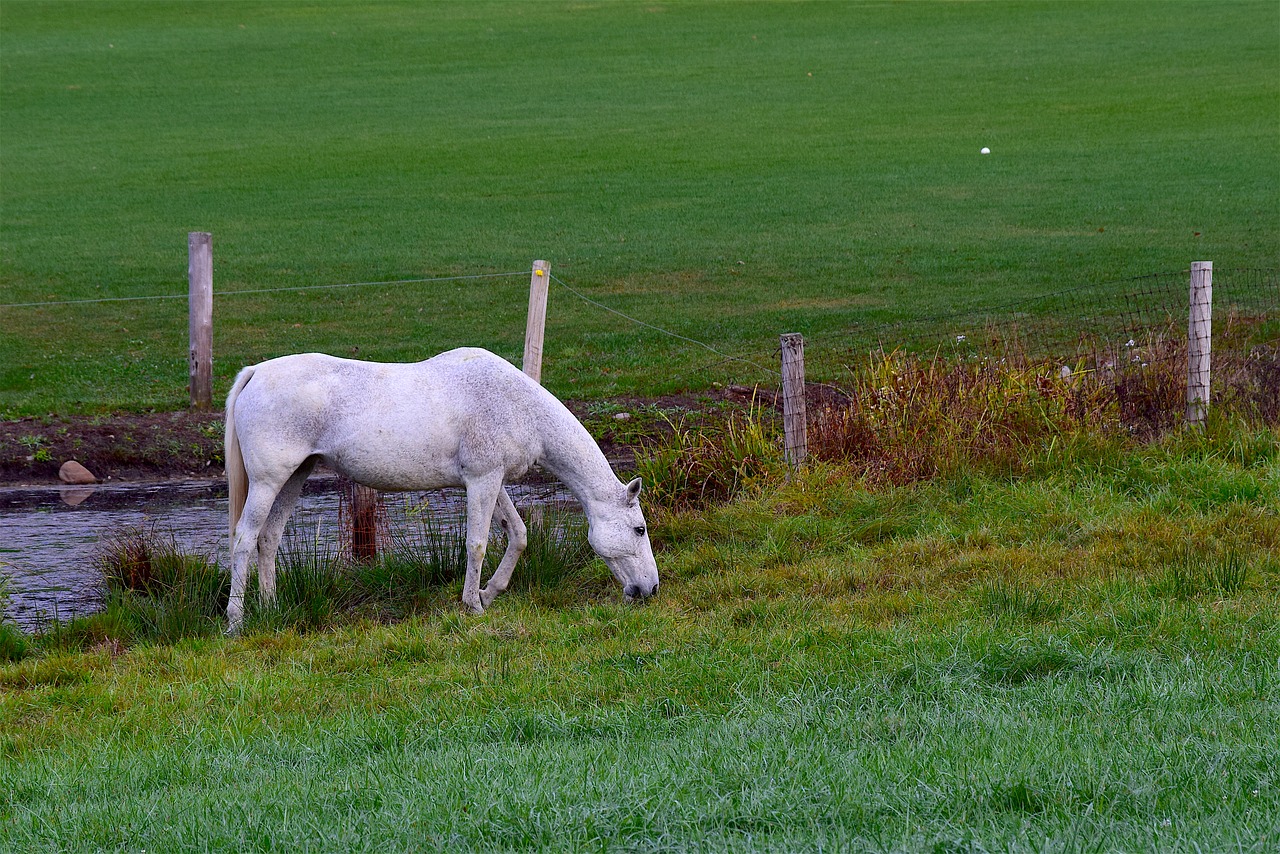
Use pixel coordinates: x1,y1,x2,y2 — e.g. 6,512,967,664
744,266,1278,482
3,245,1275,437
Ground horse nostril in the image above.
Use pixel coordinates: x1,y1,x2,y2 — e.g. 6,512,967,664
650,583,659,598
625,584,641,599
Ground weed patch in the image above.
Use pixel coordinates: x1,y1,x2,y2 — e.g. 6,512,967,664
978,639,1082,686
806,344,1279,487
636,406,785,511
1152,549,1251,601
974,578,1064,624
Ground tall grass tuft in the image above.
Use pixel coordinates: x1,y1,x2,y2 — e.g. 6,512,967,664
636,407,785,510
382,499,470,591
341,501,470,621
0,573,30,662
95,526,226,643
1154,548,1250,601
974,578,1063,624
508,505,595,596
245,530,349,633
0,622,31,663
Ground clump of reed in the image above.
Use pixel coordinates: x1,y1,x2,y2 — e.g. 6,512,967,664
93,526,228,644
0,573,30,663
505,505,595,597
634,406,786,511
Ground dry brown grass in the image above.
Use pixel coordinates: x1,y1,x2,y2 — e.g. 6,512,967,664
806,318,1279,486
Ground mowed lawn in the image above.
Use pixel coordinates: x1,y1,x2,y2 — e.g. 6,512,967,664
1,1,1277,413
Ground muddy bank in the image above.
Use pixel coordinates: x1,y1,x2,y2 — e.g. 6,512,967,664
0,386,772,486
0,411,226,485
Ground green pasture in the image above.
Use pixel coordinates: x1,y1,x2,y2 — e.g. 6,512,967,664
2,428,1278,850
2,1,1277,415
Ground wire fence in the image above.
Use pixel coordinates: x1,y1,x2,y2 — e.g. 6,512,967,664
581,264,1277,434
795,267,1275,362
0,271,532,308
558,262,1274,438
3,256,1276,431
790,266,1280,434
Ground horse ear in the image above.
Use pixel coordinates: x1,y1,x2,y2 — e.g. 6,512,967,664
625,477,642,505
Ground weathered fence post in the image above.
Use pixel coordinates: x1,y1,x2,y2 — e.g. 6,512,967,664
523,260,551,383
188,232,214,410
780,333,807,468
1186,261,1212,428
347,481,382,562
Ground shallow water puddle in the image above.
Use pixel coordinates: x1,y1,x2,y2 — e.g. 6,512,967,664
0,478,572,631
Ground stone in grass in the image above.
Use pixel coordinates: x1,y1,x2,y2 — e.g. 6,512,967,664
58,460,96,485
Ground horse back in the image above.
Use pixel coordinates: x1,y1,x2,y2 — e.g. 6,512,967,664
233,349,554,489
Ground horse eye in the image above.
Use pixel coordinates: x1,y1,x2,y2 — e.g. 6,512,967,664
634,526,646,536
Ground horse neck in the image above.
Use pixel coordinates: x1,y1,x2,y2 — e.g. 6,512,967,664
537,409,622,515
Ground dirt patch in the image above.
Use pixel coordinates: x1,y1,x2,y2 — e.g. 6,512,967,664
0,411,226,485
0,385,777,486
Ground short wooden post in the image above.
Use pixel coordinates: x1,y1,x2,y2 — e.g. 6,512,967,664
349,482,381,562
187,232,213,410
1186,261,1212,428
780,333,807,468
523,260,550,383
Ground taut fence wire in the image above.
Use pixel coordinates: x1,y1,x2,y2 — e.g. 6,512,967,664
4,247,1275,433
0,271,531,309
789,266,1279,436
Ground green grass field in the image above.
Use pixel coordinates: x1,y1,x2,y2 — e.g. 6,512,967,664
2,1,1277,415
3,4,1279,850
2,428,1278,850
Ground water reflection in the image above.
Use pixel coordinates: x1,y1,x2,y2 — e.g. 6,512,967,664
0,477,572,631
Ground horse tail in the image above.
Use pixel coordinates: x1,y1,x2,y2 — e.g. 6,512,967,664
225,365,255,540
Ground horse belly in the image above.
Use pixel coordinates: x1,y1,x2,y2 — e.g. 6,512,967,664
319,436,463,492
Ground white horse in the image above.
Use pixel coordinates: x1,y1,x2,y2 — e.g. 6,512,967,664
223,347,658,631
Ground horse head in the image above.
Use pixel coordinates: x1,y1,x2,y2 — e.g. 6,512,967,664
587,477,659,603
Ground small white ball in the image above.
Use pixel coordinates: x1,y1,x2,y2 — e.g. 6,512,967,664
980,147,991,155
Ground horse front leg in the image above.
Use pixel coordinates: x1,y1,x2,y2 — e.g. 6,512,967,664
461,473,504,615
480,488,528,609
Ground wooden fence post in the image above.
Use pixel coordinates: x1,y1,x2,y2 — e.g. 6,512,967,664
523,260,551,382
1186,261,1212,428
780,333,807,468
348,481,382,562
188,232,213,410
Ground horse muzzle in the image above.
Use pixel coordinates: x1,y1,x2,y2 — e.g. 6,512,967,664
624,582,659,602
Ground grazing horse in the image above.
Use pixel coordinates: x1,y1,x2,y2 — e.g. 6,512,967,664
223,347,659,631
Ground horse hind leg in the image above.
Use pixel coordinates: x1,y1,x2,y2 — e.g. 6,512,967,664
480,488,528,609
256,458,317,604
228,478,287,632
